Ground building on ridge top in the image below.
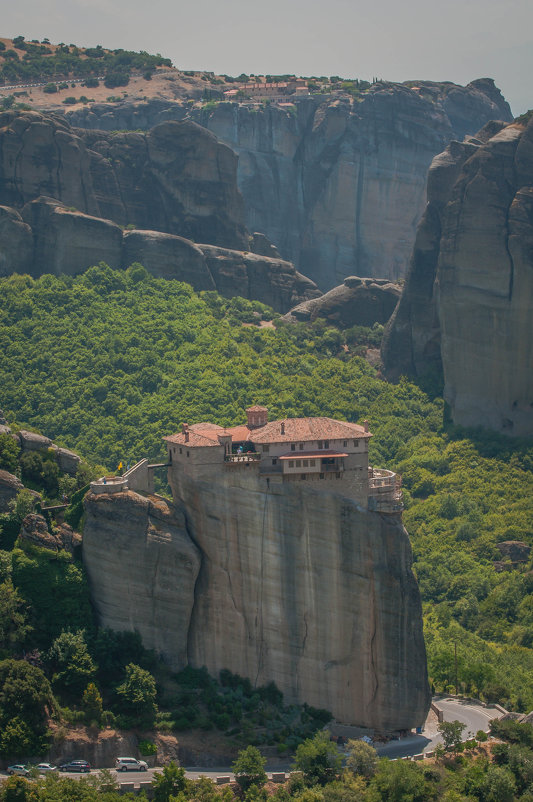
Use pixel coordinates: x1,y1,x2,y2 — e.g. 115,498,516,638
163,406,402,513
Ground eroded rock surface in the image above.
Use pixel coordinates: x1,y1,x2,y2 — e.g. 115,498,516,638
283,276,401,327
65,81,512,288
383,117,533,436
83,490,201,670
83,477,429,732
0,470,23,513
0,111,247,250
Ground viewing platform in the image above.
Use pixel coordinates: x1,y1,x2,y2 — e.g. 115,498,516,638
90,476,128,494
368,469,403,513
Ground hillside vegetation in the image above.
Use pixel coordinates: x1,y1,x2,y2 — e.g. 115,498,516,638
0,265,532,716
0,35,171,87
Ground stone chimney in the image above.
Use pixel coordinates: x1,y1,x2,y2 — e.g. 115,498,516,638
182,422,189,442
246,406,268,429
281,422,285,435
363,420,369,433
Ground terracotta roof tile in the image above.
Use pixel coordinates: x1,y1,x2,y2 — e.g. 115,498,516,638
165,417,370,448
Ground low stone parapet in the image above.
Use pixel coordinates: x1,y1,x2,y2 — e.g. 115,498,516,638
90,476,128,494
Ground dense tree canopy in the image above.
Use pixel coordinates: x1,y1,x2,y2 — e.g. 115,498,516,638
0,264,532,713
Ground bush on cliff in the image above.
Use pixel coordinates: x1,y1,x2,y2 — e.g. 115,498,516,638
0,659,56,757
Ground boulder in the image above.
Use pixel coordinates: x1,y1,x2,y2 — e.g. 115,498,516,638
198,244,321,310
283,276,401,327
122,229,215,289
0,470,23,513
20,513,81,553
17,429,53,452
56,447,82,476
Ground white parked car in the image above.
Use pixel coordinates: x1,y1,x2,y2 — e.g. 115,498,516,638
7,765,30,777
115,757,148,772
36,763,58,773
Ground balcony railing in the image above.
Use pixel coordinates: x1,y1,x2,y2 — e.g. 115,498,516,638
224,453,261,464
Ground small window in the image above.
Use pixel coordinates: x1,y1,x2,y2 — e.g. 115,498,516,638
324,440,329,448
187,451,190,457
296,460,301,467
353,440,359,447
343,440,347,447
301,473,306,480
179,447,182,454
272,458,277,465
303,459,308,467
289,460,294,468
318,441,323,449
263,445,270,453
320,472,324,479
169,451,172,463
291,444,296,451
309,459,315,466
299,443,304,450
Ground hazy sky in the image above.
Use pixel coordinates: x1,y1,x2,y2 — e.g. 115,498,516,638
3,0,532,114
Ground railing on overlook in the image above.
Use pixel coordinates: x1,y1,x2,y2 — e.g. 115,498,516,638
368,468,403,513
224,453,261,464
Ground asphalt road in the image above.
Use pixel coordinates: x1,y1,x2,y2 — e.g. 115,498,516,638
375,697,504,759
0,698,505,781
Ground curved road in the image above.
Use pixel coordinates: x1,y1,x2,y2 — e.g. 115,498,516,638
0,699,505,781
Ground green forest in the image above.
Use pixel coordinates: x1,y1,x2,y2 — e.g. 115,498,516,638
0,265,532,751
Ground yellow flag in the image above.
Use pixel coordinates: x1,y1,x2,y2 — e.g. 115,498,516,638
117,461,123,470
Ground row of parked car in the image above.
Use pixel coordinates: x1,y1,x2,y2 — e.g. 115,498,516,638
7,758,149,776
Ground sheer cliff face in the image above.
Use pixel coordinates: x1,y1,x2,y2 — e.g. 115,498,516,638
0,111,247,250
382,117,533,436
65,79,511,290
83,478,430,732
192,80,511,289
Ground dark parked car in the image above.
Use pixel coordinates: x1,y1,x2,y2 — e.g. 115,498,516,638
59,760,91,773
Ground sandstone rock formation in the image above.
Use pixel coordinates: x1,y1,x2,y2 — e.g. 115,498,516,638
83,490,201,671
0,206,33,276
283,276,401,327
0,110,319,311
65,81,512,288
0,110,247,250
0,196,319,311
198,244,320,311
0,470,23,513
382,116,533,436
20,513,82,554
83,478,430,732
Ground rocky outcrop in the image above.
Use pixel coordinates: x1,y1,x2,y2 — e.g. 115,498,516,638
0,206,33,276
198,245,320,310
0,470,23,513
383,117,533,436
83,491,201,671
121,230,214,289
20,514,82,554
64,81,512,288
83,478,430,732
0,110,247,250
283,276,401,327
23,197,123,275
0,197,319,310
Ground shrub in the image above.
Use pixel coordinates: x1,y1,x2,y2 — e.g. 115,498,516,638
62,96,77,105
43,83,58,94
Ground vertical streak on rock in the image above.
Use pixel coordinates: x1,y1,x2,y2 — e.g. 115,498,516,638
354,150,365,277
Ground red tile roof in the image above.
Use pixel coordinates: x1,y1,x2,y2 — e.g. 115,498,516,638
248,417,369,443
246,405,268,412
165,417,370,447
